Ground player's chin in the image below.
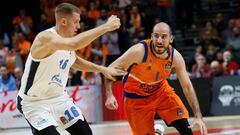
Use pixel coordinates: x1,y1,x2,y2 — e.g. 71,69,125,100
156,48,164,52
156,49,166,55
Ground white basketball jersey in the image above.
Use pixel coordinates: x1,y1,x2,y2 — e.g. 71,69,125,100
18,27,76,101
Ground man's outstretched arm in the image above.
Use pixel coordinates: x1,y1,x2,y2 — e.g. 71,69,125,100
174,50,207,135
72,56,125,81
39,15,121,51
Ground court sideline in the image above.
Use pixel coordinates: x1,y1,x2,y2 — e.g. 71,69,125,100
1,115,240,135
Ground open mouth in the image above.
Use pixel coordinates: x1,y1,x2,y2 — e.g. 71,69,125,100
156,45,164,49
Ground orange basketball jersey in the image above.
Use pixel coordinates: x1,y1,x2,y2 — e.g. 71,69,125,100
123,39,175,97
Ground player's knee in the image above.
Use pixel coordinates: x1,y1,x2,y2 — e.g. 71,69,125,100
170,119,193,135
32,126,60,135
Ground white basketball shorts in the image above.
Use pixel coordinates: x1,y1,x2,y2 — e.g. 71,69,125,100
19,94,84,130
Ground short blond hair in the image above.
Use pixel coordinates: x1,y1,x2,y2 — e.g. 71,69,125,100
55,3,80,20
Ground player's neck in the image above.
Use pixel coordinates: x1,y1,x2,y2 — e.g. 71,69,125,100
55,25,69,37
155,51,168,60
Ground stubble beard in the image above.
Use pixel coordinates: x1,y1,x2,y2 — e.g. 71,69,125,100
153,45,168,55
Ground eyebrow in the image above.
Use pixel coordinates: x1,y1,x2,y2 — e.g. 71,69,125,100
153,33,168,36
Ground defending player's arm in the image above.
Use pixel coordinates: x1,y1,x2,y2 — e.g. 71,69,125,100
104,44,145,110
72,55,125,81
174,50,202,117
39,15,120,51
173,50,207,135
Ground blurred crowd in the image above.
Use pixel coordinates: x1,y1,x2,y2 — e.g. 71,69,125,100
186,11,240,79
0,0,240,92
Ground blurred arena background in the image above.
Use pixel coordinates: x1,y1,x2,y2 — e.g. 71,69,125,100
0,0,240,134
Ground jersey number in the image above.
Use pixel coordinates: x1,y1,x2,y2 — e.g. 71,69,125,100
60,59,69,69
64,106,80,121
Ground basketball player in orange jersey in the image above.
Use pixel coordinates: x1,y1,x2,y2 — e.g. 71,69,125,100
104,22,208,135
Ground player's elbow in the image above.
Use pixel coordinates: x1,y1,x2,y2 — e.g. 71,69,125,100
71,35,94,49
64,38,81,50
67,42,80,51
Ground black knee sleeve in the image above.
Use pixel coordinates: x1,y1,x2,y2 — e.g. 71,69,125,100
31,126,60,135
170,119,193,135
66,118,93,135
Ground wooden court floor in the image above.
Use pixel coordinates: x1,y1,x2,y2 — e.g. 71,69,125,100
0,115,240,135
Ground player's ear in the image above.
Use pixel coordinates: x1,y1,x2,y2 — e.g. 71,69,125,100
170,35,174,43
61,18,67,26
151,33,153,40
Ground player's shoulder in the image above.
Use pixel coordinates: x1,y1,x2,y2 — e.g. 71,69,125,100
132,43,145,48
37,29,53,40
124,43,145,59
172,48,182,59
30,29,55,50
130,42,146,53
172,48,185,65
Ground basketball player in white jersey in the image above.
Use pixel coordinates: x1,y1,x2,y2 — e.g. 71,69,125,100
17,3,123,135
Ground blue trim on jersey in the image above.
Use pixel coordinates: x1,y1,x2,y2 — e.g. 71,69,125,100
24,61,40,95
139,41,148,62
124,91,149,98
150,41,154,56
172,47,175,61
122,64,135,87
166,48,170,59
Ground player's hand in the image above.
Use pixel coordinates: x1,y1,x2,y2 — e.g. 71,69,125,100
101,66,125,81
105,94,118,110
188,117,208,135
103,15,121,32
